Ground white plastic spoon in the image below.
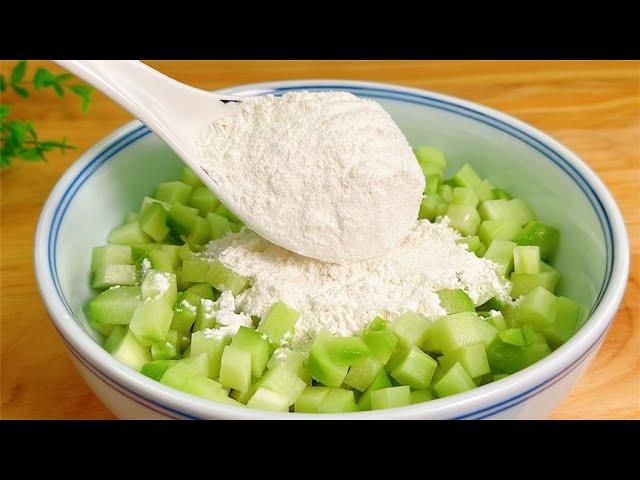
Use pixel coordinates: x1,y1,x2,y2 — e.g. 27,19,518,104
56,60,425,264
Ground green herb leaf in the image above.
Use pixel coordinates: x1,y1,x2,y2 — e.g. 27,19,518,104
38,140,61,148
70,84,93,113
37,142,56,152
11,60,27,85
52,83,65,98
61,137,75,151
56,73,72,82
24,121,38,141
69,84,92,96
33,68,57,89
12,85,29,98
33,69,46,89
81,97,91,114
5,121,28,147
2,62,92,169
19,147,46,162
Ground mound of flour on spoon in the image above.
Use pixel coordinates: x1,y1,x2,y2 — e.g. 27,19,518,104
197,218,511,349
196,91,424,264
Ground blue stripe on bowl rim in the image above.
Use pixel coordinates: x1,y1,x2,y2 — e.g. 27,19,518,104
46,85,615,419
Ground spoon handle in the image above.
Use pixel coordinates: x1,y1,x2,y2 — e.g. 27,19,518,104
56,61,244,160
61,61,201,111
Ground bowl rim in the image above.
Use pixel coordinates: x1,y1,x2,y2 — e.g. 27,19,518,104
34,79,630,419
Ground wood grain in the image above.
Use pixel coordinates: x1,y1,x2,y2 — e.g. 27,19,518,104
1,60,638,420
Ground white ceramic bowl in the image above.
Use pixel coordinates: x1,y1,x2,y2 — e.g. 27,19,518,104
34,80,629,419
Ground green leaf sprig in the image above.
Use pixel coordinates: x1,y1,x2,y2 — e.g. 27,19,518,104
1,60,93,169
1,105,76,168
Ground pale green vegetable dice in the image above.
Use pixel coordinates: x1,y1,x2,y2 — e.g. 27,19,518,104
190,330,231,379
219,345,252,392
390,312,433,349
88,285,141,325
140,269,177,307
129,298,174,346
257,301,300,345
247,388,290,412
370,386,411,410
513,246,541,274
433,362,476,397
258,364,306,406
295,386,330,413
484,239,516,277
108,222,152,246
91,264,138,289
112,330,151,371
344,356,383,392
206,260,250,295
91,245,133,273
390,346,438,389
317,388,358,413
446,203,481,236
437,342,490,379
422,312,497,354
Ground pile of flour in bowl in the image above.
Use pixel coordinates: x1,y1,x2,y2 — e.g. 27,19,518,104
197,218,511,349
197,91,424,264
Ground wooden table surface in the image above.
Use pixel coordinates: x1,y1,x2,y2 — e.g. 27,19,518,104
1,60,638,419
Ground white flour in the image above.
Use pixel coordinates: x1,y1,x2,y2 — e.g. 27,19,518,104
198,219,510,349
197,91,424,264
200,291,252,338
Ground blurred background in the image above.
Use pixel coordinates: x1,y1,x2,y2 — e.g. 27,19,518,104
1,60,638,419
